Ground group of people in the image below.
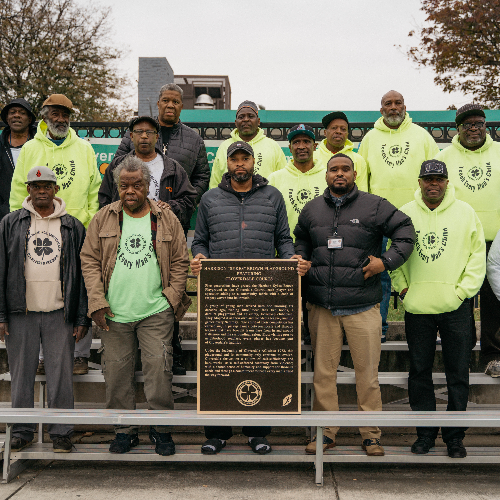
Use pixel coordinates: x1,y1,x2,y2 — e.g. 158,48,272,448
0,84,499,460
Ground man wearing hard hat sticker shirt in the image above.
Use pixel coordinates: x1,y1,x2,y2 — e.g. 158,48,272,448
209,100,286,188
9,94,101,229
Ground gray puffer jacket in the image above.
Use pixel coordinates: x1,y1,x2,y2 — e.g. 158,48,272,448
191,173,295,259
114,120,210,204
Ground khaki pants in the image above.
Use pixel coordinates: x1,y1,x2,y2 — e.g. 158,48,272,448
308,303,382,441
101,308,174,434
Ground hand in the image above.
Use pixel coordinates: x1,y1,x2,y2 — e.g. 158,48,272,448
156,201,171,210
363,255,385,279
73,326,89,343
291,255,311,276
190,253,207,276
399,288,408,302
91,307,113,331
0,323,8,342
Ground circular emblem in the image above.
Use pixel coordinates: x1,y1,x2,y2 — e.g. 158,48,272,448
467,166,483,181
236,380,262,407
53,164,68,180
27,232,60,265
124,234,147,255
296,189,312,204
422,232,439,250
388,145,402,158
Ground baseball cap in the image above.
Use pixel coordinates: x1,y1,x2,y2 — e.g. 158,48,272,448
322,111,349,129
237,100,259,115
455,103,486,127
25,166,58,184
227,141,254,158
129,116,159,133
287,124,315,142
1,98,36,124
42,94,73,114
419,160,448,179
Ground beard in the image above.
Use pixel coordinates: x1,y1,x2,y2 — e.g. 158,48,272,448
383,109,405,127
230,167,254,183
330,184,350,195
45,117,70,138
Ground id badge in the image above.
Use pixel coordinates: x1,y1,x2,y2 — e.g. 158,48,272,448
328,236,343,249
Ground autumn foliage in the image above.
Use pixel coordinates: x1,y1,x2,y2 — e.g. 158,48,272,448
407,0,500,108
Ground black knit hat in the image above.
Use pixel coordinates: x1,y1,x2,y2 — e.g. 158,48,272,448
455,103,486,127
1,98,36,125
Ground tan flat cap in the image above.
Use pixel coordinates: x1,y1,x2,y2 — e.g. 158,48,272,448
42,94,73,113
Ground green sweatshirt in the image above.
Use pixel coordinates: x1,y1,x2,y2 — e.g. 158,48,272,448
268,159,326,239
209,128,286,189
435,134,500,241
313,138,368,192
358,113,440,208
10,120,101,228
390,184,485,315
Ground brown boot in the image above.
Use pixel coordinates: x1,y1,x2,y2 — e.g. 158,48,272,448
305,435,336,455
73,357,89,375
362,438,385,456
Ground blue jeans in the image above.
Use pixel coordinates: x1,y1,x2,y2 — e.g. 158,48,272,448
380,237,391,336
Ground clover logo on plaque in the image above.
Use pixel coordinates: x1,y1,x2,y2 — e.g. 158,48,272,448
236,380,262,407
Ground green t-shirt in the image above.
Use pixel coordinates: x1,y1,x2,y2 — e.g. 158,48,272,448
106,210,169,323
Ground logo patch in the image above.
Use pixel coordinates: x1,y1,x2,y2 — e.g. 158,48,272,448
415,228,448,263
459,162,492,192
26,230,61,266
124,234,147,255
288,187,321,214
236,380,262,407
380,142,410,167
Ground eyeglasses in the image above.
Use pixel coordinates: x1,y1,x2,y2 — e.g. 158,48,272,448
461,121,485,130
133,129,157,136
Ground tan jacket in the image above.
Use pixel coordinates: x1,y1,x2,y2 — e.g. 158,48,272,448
81,199,191,321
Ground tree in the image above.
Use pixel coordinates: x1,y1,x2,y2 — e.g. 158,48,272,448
406,0,500,108
0,0,131,120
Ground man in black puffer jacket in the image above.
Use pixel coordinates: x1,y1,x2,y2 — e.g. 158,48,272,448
294,153,414,458
191,141,310,457
112,84,209,205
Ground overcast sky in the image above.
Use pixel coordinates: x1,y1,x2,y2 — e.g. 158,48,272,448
101,0,469,111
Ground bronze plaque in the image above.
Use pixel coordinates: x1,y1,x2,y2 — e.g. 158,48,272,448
197,259,301,414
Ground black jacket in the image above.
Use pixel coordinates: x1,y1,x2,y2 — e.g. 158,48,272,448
114,120,210,204
0,208,90,326
294,186,415,309
0,124,37,220
192,173,295,259
98,149,198,229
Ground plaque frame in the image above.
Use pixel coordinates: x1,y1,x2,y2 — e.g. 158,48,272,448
197,259,301,414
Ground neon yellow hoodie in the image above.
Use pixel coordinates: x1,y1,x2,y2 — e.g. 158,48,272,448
10,120,101,228
268,159,326,239
435,134,500,241
209,128,286,189
390,184,485,314
313,138,368,192
358,113,440,208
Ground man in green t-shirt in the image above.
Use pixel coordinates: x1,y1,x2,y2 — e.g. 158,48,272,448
81,155,191,457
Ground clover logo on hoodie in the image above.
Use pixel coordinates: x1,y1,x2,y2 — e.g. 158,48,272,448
289,187,321,214
26,231,60,266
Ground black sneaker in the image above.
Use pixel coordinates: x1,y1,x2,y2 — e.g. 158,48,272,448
447,437,467,458
411,436,435,454
53,436,73,453
149,428,175,456
109,433,139,454
11,436,31,451
172,361,187,376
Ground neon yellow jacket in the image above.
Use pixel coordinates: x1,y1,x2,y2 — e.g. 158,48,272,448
209,128,286,189
435,134,500,241
10,121,101,228
313,138,368,192
390,184,485,314
268,159,326,240
358,113,440,208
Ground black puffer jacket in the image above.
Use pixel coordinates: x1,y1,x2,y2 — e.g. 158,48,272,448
0,208,90,326
98,150,197,229
294,186,414,309
0,124,37,220
114,120,210,204
192,173,295,259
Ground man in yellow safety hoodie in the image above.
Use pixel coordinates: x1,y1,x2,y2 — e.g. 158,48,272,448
208,100,286,189
358,90,440,342
435,103,500,378
314,111,368,192
390,159,485,459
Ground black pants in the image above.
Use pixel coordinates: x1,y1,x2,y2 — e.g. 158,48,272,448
480,241,500,363
204,426,271,440
405,300,474,443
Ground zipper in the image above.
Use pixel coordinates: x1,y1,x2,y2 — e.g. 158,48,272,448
239,196,244,258
329,204,340,305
